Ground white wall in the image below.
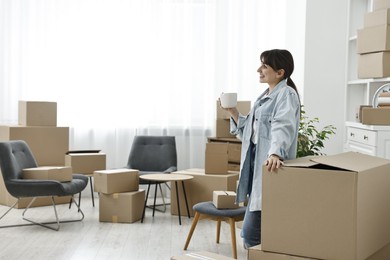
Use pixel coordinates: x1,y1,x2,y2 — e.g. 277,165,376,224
303,0,349,155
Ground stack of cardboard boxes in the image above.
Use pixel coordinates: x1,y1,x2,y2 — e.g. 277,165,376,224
357,0,390,125
171,100,251,216
0,101,70,208
94,169,145,223
205,101,251,174
249,152,390,260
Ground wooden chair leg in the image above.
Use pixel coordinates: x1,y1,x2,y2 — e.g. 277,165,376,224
216,219,221,243
184,211,201,250
229,218,238,259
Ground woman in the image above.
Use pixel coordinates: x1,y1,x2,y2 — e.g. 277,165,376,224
222,49,300,248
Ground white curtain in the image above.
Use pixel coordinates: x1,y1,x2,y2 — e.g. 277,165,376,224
0,0,305,169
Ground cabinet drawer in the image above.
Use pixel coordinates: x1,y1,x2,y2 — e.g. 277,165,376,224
347,127,377,146
345,141,377,156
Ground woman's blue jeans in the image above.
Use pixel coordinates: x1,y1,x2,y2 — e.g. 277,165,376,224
240,141,261,248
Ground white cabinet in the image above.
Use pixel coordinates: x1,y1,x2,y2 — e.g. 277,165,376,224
345,122,390,159
344,0,390,158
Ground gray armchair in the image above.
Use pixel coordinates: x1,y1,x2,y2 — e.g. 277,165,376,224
126,136,177,212
0,140,88,231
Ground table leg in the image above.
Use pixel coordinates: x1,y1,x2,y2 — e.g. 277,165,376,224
141,182,151,223
89,176,95,207
181,181,190,218
175,181,181,225
152,182,158,217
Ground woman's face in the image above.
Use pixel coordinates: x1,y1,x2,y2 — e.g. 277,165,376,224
257,62,283,87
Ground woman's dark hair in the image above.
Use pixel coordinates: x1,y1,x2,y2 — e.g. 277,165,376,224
260,49,299,95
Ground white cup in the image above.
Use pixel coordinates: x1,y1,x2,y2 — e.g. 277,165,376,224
220,92,237,108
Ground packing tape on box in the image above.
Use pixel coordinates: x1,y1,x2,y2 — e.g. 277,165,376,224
111,216,118,223
112,193,119,199
184,253,216,260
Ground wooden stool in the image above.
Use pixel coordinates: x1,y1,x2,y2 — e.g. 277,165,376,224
183,201,246,259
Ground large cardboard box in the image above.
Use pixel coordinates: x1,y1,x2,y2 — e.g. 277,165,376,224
248,245,315,260
357,25,390,54
18,101,57,126
364,9,390,28
99,190,145,223
0,169,71,208
171,251,235,260
65,153,106,174
373,0,390,11
216,100,251,119
212,191,238,209
171,169,239,216
358,52,390,78
205,143,228,174
93,168,139,194
22,166,72,182
262,152,390,260
0,125,69,166
361,107,390,125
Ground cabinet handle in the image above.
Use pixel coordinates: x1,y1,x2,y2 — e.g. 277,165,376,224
350,133,355,137
364,135,368,140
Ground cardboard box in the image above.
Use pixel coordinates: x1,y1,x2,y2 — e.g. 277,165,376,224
0,125,69,166
171,169,239,216
212,190,238,209
228,163,240,172
361,107,390,125
216,100,251,119
18,101,57,126
216,119,235,138
65,153,106,174
0,169,71,208
22,166,72,182
205,143,228,174
357,25,390,54
171,251,235,260
367,242,390,260
208,137,242,163
358,52,390,78
373,0,390,11
93,168,139,194
99,190,145,223
262,152,390,260
248,245,316,260
364,9,390,28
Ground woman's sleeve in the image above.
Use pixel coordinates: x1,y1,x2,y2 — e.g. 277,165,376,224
230,113,248,139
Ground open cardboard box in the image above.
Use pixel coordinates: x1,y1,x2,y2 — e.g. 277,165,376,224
262,152,390,260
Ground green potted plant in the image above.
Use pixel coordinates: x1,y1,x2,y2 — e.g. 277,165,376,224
297,106,336,158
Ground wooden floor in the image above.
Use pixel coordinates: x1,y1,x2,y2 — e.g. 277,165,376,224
0,191,248,260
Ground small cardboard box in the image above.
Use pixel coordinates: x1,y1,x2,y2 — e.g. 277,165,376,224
364,9,390,28
99,190,145,223
358,52,390,78
373,0,390,11
18,101,57,126
65,153,106,174
93,169,139,194
357,25,390,54
22,166,72,182
212,190,238,209
262,152,390,260
0,125,69,166
208,137,242,163
171,251,235,260
205,143,228,174
361,107,390,125
171,169,239,216
216,100,251,119
216,119,235,138
248,245,316,260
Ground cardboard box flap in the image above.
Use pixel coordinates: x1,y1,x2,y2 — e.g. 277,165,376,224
311,152,390,172
284,156,320,167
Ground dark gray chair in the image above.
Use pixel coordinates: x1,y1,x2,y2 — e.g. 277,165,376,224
0,140,88,231
126,136,177,212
